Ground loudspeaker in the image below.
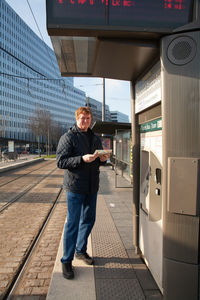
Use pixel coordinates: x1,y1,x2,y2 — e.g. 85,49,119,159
167,36,197,65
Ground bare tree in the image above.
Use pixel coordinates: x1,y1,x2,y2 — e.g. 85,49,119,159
51,121,63,150
40,110,52,155
27,108,42,156
28,108,70,156
27,107,52,156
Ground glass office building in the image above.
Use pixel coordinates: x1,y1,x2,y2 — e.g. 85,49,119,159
0,0,86,143
110,111,129,123
86,97,111,123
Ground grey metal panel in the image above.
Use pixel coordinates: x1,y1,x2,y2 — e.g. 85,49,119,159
163,212,199,263
163,258,199,300
168,157,200,216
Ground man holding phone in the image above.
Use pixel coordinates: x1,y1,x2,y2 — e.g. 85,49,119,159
56,106,110,279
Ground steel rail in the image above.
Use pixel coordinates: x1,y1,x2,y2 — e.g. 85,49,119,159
0,160,54,188
4,187,63,300
0,165,58,214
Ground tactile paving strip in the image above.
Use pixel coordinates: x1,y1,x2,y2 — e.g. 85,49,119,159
93,258,137,279
96,279,145,300
92,193,145,300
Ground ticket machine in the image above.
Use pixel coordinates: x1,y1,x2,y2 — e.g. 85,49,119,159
133,30,200,299
139,120,162,290
134,62,163,290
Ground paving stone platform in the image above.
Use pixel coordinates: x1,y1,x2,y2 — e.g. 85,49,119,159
0,156,44,173
47,166,163,300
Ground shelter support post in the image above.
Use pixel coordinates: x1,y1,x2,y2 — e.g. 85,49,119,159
130,81,140,254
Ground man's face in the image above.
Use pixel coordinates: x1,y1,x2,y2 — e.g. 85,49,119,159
76,113,92,132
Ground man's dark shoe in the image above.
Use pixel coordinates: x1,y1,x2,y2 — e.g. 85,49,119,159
62,262,74,279
75,252,94,265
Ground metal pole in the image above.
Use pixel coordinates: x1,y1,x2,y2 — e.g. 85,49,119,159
130,81,140,254
47,128,50,156
102,78,105,121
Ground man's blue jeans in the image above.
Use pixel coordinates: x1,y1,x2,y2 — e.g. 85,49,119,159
61,191,97,263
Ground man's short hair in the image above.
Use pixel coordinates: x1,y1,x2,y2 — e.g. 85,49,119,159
75,106,92,119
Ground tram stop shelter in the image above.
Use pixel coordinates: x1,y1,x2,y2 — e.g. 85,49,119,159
91,120,131,135
92,121,132,185
46,0,200,299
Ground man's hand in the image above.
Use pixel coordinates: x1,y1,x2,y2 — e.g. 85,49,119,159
82,153,98,163
99,154,109,162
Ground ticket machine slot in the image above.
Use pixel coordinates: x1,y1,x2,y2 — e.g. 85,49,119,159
155,168,162,184
140,150,150,214
149,152,162,222
140,150,162,221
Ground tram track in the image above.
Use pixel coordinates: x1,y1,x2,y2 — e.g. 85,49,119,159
0,161,57,212
0,165,57,214
4,188,63,300
0,161,66,300
0,160,54,188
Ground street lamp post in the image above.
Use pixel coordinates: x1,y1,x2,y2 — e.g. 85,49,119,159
102,78,105,122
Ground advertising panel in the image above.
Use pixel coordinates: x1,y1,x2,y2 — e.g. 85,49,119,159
135,62,161,113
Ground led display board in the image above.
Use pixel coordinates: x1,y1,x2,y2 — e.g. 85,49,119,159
47,0,194,34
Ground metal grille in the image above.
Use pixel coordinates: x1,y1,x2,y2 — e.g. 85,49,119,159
167,36,196,66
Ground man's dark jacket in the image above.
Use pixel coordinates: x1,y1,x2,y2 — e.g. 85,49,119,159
56,124,103,194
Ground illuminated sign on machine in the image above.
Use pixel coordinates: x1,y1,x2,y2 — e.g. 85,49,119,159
47,0,193,33
57,0,185,9
58,0,135,7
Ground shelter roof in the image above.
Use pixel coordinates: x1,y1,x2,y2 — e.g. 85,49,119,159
91,120,131,135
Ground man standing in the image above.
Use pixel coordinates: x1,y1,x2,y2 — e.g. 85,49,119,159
56,106,109,279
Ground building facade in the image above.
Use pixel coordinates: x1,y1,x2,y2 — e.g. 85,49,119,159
0,0,85,145
110,111,129,123
86,96,111,124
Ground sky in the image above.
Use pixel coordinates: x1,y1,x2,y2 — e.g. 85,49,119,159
6,0,132,120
